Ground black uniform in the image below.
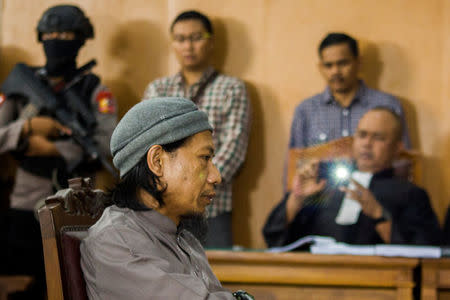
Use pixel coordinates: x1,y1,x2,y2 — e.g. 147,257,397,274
0,5,116,299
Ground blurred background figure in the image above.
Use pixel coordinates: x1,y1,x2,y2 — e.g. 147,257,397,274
143,10,250,248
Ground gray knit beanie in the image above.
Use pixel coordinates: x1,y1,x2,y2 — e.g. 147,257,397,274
111,97,213,178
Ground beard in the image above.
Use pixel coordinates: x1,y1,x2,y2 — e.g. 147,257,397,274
178,213,208,243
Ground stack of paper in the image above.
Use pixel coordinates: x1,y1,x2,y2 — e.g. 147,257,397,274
310,242,441,258
374,245,441,258
267,235,442,258
266,235,336,253
311,243,375,256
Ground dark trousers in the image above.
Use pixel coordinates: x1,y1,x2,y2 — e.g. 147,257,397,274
0,209,46,300
204,212,233,249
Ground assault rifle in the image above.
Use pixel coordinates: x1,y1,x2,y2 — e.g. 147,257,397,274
1,60,118,178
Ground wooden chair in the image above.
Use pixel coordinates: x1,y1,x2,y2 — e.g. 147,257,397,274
38,178,108,300
286,136,422,191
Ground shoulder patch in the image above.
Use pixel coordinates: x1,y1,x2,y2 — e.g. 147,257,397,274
0,93,5,107
96,90,115,114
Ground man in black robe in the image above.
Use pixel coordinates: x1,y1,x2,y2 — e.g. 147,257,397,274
264,107,441,247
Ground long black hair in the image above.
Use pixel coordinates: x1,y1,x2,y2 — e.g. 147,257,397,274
109,138,188,210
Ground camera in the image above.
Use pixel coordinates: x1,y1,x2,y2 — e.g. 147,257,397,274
318,159,354,186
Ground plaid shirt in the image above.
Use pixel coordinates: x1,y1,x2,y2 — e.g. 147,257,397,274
143,67,250,218
289,81,410,149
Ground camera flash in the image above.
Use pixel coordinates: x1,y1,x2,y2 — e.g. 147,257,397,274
335,165,350,181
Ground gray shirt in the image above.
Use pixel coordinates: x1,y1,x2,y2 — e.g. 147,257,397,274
80,206,235,299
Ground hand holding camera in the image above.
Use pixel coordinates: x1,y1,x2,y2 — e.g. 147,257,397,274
286,158,327,223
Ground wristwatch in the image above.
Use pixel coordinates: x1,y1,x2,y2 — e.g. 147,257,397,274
373,208,392,224
233,290,255,300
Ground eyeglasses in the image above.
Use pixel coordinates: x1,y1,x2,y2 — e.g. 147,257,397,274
172,32,211,44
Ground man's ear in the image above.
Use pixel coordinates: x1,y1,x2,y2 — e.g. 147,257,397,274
146,145,164,176
209,35,215,50
355,56,362,73
206,35,214,56
394,140,404,156
318,60,326,78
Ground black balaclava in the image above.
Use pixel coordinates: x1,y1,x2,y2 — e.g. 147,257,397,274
43,39,83,79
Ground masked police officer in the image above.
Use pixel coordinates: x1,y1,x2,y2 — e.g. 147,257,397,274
0,5,117,299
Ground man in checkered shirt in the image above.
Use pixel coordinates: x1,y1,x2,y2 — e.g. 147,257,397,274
289,33,410,149
143,10,250,248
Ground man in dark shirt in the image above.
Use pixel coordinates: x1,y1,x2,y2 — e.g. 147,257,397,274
264,107,441,247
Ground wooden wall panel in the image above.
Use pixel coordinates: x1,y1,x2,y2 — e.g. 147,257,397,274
1,0,449,248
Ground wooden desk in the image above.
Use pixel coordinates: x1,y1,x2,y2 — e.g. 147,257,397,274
421,258,450,300
207,251,418,300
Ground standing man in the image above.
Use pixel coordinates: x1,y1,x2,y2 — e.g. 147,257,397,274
143,10,250,248
0,5,116,299
289,33,410,149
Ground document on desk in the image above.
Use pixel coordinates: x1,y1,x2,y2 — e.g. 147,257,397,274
311,243,375,256
310,242,442,258
266,235,336,253
375,245,441,258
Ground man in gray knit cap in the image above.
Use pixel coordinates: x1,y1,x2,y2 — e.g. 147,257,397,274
80,97,253,299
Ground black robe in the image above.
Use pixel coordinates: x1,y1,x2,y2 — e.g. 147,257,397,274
263,168,442,247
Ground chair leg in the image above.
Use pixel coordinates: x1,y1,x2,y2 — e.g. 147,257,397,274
0,284,7,300
0,276,34,300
